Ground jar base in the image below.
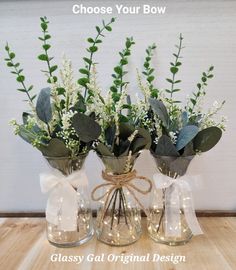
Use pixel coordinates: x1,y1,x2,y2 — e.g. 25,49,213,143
47,229,94,248
148,232,193,246
96,230,142,247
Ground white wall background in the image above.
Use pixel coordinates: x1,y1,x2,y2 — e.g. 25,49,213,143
0,0,235,212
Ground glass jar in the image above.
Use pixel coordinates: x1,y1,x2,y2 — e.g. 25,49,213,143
94,153,143,246
43,154,94,247
147,152,195,246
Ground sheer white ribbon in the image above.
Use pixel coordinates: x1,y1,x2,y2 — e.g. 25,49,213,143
40,169,88,231
153,173,203,237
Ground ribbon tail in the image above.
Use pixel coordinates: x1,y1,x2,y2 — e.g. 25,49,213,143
182,197,203,235
180,181,203,235
164,184,181,237
46,183,78,231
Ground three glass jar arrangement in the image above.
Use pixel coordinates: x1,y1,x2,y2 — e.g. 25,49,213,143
43,150,200,248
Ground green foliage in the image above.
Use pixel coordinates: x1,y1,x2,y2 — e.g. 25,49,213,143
40,138,70,157
78,18,116,99
36,88,52,124
149,98,170,128
4,44,36,103
187,66,214,115
165,34,184,103
72,112,101,143
96,122,151,157
38,16,58,84
142,43,159,98
193,126,222,152
176,125,199,151
110,37,135,102
155,135,180,156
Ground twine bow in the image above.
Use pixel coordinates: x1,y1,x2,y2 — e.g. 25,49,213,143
91,169,152,222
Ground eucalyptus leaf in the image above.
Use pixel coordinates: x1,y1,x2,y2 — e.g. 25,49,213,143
96,143,113,156
36,87,52,124
72,113,101,143
182,142,195,157
119,122,135,140
181,111,188,126
137,127,152,149
40,138,70,157
176,125,199,151
119,139,130,156
18,125,37,144
193,126,222,152
105,124,116,147
155,135,179,156
149,98,169,128
131,137,147,153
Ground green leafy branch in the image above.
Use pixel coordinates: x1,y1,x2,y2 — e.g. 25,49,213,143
110,37,135,102
4,44,36,103
38,16,58,84
142,43,159,98
78,17,116,99
166,34,184,102
187,66,214,114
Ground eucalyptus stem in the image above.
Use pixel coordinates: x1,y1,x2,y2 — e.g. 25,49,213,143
120,187,128,226
165,34,184,113
38,16,58,84
110,189,118,230
4,43,36,105
142,43,159,98
188,66,214,114
110,37,135,103
170,35,183,99
156,188,166,234
117,188,122,224
78,17,116,100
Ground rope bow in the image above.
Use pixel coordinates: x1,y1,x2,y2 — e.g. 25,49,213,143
91,169,152,223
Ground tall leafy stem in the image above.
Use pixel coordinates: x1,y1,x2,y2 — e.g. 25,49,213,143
110,37,135,103
38,16,58,84
78,18,116,100
4,44,36,104
187,66,214,114
142,43,159,99
166,34,184,111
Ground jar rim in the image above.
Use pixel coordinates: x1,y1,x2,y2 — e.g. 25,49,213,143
150,149,195,159
96,151,140,160
43,152,89,160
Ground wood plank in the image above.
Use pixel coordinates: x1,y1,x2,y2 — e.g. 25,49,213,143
200,217,236,270
0,218,235,270
0,218,45,270
1,210,236,218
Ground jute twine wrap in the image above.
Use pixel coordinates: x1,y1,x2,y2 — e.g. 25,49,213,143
91,169,152,223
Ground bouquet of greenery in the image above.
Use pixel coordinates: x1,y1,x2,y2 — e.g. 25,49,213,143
85,37,151,168
86,37,152,239
136,34,226,175
7,17,115,161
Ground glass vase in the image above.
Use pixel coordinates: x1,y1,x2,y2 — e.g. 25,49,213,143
94,153,143,246
147,152,195,246
44,154,94,247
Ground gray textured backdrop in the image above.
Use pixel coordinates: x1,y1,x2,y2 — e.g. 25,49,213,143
0,0,235,211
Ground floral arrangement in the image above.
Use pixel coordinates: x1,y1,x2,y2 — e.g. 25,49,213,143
84,37,151,169
136,34,226,174
6,17,116,159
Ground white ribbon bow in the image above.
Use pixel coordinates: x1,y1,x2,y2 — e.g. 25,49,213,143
40,169,88,231
153,173,203,237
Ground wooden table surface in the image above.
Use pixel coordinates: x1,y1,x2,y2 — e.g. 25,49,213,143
0,217,235,270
